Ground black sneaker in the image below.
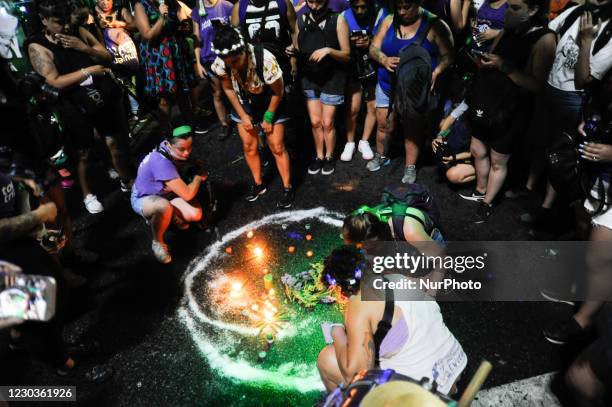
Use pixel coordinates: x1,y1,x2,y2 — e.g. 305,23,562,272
277,187,294,209
472,201,493,223
321,157,335,175
543,318,585,345
459,189,486,202
308,158,324,175
540,287,577,306
245,183,267,202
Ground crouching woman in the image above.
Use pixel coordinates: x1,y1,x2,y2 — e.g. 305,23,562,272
131,125,204,263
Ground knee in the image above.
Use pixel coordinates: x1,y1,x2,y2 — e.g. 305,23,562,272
242,141,258,156
310,118,322,130
184,206,202,222
471,146,486,160
322,119,334,133
268,142,285,157
154,199,172,215
491,161,506,172
106,137,119,151
446,167,462,184
212,88,223,100
317,345,337,376
565,361,604,401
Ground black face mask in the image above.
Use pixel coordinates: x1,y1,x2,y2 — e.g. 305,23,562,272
309,4,329,19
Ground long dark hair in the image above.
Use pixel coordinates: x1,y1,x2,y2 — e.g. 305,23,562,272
322,245,366,297
520,0,549,27
391,0,424,33
349,0,377,30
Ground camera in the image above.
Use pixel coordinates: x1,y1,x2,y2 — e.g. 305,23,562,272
20,72,60,102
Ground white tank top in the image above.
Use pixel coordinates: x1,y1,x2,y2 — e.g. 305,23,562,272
379,274,468,395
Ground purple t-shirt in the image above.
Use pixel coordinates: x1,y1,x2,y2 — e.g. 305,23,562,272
192,0,234,64
477,0,508,31
296,0,349,18
134,145,180,198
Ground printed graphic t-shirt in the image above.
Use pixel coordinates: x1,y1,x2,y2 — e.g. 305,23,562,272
548,6,612,92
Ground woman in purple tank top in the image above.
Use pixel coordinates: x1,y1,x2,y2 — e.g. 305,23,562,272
473,0,508,47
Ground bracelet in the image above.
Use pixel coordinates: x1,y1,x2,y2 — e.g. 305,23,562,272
438,129,451,139
263,110,275,124
80,68,91,80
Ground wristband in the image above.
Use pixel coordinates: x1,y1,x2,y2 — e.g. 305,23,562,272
438,129,451,139
263,110,275,124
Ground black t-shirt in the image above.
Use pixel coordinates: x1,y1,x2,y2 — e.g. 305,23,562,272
0,172,16,219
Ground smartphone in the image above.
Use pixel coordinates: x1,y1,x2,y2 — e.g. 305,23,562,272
0,270,56,321
350,30,368,38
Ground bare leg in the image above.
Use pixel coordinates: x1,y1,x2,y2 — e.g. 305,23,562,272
375,107,389,155
141,196,173,243
105,136,132,184
317,345,345,392
470,137,489,194
77,149,92,197
237,123,263,185
446,163,476,184
542,181,557,209
158,97,171,133
483,149,510,205
345,88,362,143
210,76,228,126
266,124,291,188
170,197,202,222
306,100,325,159
403,121,423,167
573,225,612,328
362,98,376,141
321,104,338,158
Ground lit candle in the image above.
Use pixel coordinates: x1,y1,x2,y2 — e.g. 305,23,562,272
288,246,295,253
247,231,254,238
305,234,312,241
264,274,273,290
306,250,314,258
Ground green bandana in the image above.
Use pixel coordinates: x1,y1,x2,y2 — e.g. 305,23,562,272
172,125,192,138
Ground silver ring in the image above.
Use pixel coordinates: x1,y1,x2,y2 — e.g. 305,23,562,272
593,155,597,161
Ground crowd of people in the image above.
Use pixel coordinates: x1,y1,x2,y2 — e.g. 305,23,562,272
1,0,612,403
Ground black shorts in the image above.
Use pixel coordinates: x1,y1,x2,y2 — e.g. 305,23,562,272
471,97,533,155
56,97,129,151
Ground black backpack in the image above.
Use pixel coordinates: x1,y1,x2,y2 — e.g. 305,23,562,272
390,13,438,121
381,184,442,230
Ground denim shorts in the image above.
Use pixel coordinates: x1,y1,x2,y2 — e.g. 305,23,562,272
130,187,149,218
375,83,391,108
302,89,344,106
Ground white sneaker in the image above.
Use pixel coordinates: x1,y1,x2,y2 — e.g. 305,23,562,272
358,140,374,160
340,142,356,162
83,194,104,214
152,240,172,264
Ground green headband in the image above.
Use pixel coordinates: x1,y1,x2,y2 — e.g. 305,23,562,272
172,125,193,138
353,205,385,222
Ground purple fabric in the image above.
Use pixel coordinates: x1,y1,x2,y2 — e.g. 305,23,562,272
192,0,234,63
379,314,409,357
296,0,349,18
477,0,508,31
134,144,180,198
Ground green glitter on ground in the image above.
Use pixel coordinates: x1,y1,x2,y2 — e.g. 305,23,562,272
187,219,346,406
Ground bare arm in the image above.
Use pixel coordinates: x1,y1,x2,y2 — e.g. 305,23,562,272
369,16,392,64
509,32,556,92
0,203,56,243
332,300,376,383
575,12,599,90
430,19,455,82
121,7,137,32
266,77,284,113
177,0,192,21
230,1,240,27
286,0,298,75
165,176,202,201
221,74,249,119
28,44,107,89
134,2,166,41
450,0,470,32
78,26,112,63
329,15,351,63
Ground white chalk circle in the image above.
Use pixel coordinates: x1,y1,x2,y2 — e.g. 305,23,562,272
178,208,344,392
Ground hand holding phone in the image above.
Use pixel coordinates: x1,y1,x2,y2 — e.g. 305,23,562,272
470,49,488,59
0,269,56,321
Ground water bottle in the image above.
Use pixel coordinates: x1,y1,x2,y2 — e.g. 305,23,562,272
199,0,207,17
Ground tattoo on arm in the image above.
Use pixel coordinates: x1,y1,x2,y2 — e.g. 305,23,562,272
364,332,376,369
28,46,53,77
0,212,42,243
370,46,385,64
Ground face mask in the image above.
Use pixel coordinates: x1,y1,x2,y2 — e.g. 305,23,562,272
504,11,530,30
309,4,328,18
